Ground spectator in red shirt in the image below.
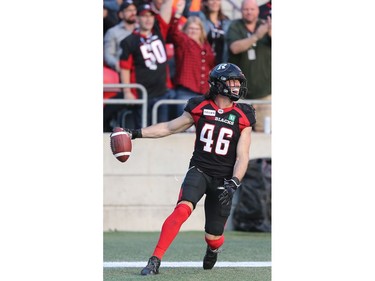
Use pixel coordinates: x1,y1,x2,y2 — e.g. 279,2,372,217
168,0,215,117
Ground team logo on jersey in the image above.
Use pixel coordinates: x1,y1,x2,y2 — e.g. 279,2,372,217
215,117,234,125
228,114,236,122
218,109,224,114
203,109,216,116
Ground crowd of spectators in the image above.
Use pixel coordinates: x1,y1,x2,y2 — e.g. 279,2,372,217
103,0,271,132
168,0,216,117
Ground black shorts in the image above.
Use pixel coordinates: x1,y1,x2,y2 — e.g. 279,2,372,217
178,166,232,236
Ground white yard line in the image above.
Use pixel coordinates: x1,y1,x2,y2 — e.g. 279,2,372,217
104,261,272,268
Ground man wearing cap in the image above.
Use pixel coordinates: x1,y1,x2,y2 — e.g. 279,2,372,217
104,0,137,72
119,0,174,127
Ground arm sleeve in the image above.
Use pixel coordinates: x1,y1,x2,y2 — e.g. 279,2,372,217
156,14,169,40
119,38,133,70
236,103,256,128
225,20,244,49
246,105,256,125
204,42,216,69
103,29,118,70
184,97,205,113
167,17,188,46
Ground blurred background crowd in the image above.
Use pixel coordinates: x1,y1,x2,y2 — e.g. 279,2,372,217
103,0,271,133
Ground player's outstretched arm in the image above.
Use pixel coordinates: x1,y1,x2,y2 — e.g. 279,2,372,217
140,112,194,138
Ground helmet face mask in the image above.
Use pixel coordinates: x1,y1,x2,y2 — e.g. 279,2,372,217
208,63,247,101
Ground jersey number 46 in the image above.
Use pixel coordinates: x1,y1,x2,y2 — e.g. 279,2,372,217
200,124,233,155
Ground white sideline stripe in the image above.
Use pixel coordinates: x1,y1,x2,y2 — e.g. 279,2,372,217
103,261,271,268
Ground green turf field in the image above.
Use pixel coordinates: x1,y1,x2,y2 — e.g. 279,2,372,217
104,231,271,281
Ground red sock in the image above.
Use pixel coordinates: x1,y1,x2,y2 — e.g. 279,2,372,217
205,235,225,250
152,203,192,259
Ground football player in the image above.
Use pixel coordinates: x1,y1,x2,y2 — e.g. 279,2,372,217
117,63,256,275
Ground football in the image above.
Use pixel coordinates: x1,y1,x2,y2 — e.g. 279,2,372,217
110,127,132,163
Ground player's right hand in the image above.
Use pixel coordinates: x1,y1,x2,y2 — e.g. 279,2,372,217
122,128,142,139
218,177,241,206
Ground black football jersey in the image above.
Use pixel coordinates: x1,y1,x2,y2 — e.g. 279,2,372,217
185,96,256,178
119,15,168,98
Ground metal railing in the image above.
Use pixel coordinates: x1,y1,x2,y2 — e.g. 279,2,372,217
103,83,148,128
151,98,271,125
238,99,272,105
151,99,188,125
104,83,271,127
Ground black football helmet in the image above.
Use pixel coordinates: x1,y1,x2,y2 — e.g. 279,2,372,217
208,63,247,101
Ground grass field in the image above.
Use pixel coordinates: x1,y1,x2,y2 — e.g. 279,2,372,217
104,231,271,281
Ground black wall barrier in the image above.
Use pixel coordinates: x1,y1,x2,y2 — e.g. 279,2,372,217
232,158,272,232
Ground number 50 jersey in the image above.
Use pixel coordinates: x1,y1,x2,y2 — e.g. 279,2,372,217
185,96,256,178
119,15,169,99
